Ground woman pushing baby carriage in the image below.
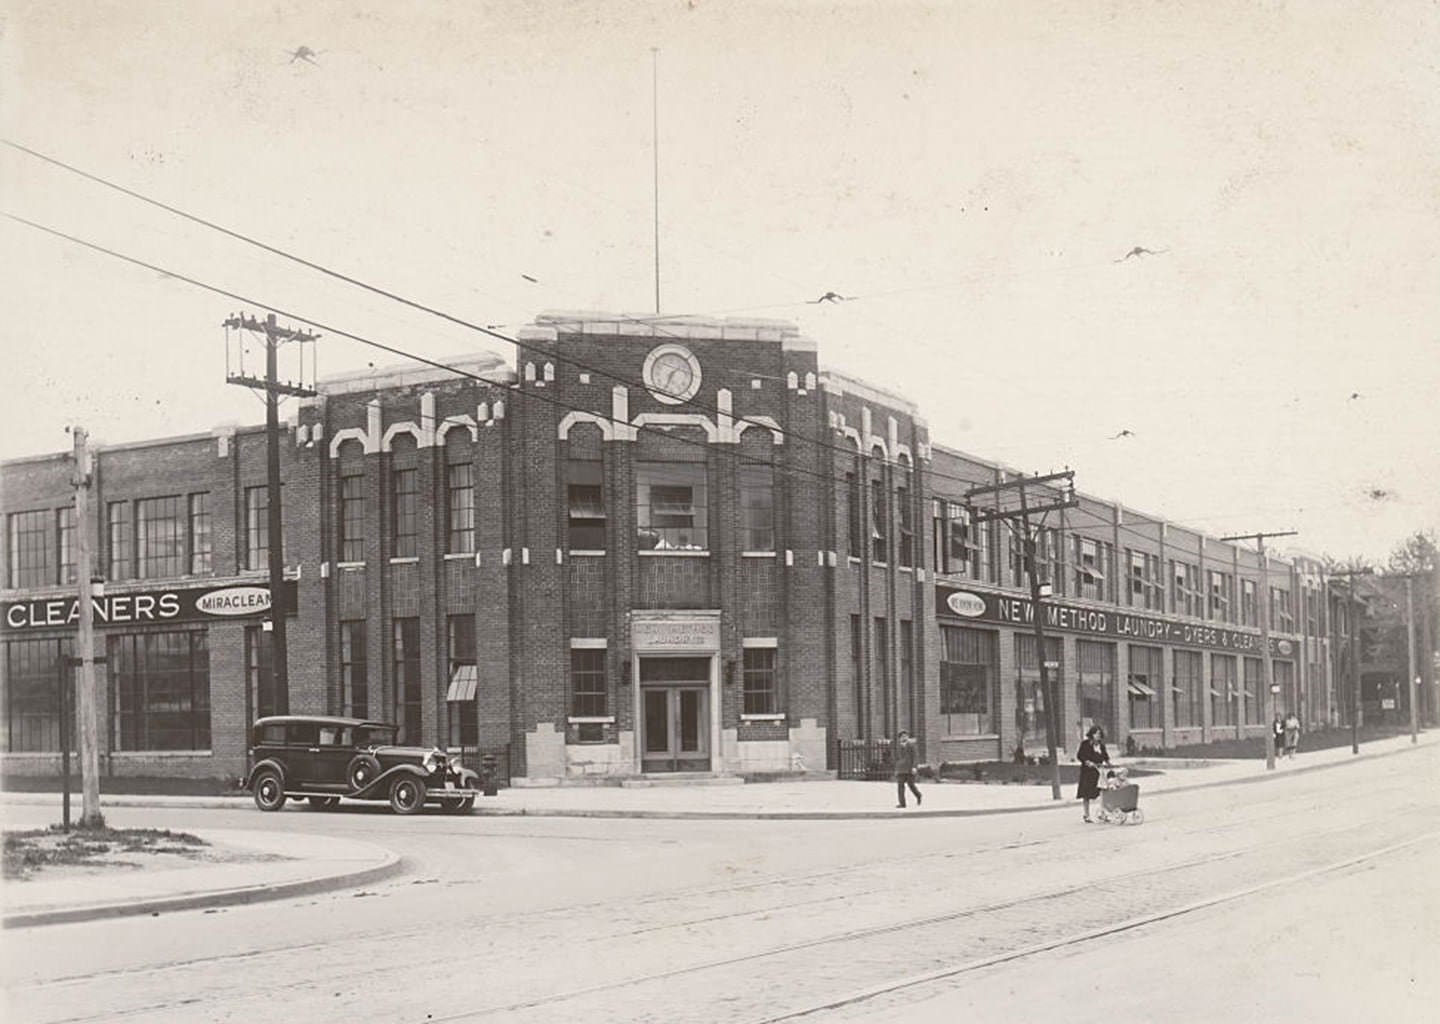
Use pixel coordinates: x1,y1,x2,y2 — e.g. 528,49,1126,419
1076,725,1110,823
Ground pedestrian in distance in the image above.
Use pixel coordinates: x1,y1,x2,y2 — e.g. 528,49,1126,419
894,729,922,808
1272,713,1286,759
1284,711,1301,759
1076,725,1111,822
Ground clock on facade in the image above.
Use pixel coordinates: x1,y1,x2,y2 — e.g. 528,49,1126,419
642,344,702,404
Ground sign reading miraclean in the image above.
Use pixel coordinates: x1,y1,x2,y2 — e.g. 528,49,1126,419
196,586,271,616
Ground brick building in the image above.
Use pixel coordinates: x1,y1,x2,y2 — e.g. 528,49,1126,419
1,311,1323,783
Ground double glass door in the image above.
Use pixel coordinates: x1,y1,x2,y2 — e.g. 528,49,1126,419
639,655,711,772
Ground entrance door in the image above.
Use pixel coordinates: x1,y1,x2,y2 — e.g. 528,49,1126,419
642,686,710,772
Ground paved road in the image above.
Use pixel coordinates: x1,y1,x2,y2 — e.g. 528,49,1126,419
4,746,1437,1024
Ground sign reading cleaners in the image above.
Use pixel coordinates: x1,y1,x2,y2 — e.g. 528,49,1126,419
2,581,298,634
936,584,1292,657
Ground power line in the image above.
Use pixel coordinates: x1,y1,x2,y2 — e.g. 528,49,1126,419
1,211,851,494
0,138,1115,500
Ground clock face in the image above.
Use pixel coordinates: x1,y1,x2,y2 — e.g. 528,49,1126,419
643,345,701,404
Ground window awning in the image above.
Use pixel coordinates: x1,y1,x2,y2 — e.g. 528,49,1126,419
446,664,478,701
1209,688,1224,698
1128,680,1156,697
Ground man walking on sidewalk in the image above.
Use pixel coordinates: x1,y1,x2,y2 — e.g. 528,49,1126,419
894,730,922,808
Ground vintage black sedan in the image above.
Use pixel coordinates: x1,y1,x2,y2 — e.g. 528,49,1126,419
245,716,481,815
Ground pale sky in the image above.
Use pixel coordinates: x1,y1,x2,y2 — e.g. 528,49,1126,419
2,0,1436,565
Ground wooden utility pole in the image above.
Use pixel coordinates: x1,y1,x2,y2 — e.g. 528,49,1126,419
1326,566,1374,755
966,470,1076,800
224,314,319,716
1407,575,1418,745
1220,530,1298,771
71,427,103,828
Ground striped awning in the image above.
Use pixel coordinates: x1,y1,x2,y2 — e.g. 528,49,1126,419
446,664,478,701
1128,680,1156,697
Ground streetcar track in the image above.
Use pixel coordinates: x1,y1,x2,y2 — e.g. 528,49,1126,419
12,767,1418,996
740,829,1440,1024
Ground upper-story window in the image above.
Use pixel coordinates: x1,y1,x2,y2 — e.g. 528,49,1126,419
188,494,212,575
869,475,887,563
1073,536,1111,602
1172,560,1201,617
846,472,862,559
107,501,132,580
243,486,283,571
6,510,49,588
57,507,77,585
896,484,914,567
739,464,775,553
1241,578,1258,626
1270,586,1295,632
136,496,186,579
445,435,475,555
567,459,605,551
636,461,707,551
1128,550,1162,610
390,438,418,559
1208,569,1233,622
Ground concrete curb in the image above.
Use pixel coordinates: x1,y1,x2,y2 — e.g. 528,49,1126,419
3,737,1430,822
2,849,405,929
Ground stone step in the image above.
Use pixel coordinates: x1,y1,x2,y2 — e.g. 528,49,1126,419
620,773,746,788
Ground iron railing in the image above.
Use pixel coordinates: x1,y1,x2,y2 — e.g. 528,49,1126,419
455,744,512,789
833,738,893,780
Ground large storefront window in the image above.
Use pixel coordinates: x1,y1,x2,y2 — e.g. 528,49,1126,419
1173,649,1203,728
3,637,71,752
340,620,368,718
1127,645,1162,730
1076,640,1116,737
109,631,210,751
1211,654,1237,728
1244,657,1262,724
941,626,997,735
245,625,275,720
1274,660,1296,714
1014,633,1062,744
393,618,421,743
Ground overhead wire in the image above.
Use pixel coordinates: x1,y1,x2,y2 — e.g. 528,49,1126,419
0,137,1078,497
5,140,1297,558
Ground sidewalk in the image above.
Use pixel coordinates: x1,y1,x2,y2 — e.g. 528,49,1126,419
1,829,401,929
2,731,1430,928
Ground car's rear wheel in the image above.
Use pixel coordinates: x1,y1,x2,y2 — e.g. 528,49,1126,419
441,796,475,814
346,754,382,793
252,768,286,812
307,796,340,809
389,776,427,815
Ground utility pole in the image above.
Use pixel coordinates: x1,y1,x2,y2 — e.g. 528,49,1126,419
1220,530,1297,771
1326,566,1374,754
71,427,103,828
966,470,1076,800
1407,575,1418,745
225,314,319,716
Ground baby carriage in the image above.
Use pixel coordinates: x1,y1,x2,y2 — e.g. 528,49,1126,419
1099,767,1143,825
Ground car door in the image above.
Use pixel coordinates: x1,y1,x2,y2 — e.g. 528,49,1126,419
310,725,354,787
283,721,321,788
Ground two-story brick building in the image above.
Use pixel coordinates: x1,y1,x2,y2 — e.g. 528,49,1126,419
1,310,1325,783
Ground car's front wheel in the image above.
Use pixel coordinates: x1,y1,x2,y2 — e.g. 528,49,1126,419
389,776,427,815
252,768,287,812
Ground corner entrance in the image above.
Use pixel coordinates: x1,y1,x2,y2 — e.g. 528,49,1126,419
639,656,711,773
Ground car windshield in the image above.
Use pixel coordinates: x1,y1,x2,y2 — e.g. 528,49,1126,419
355,725,399,746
